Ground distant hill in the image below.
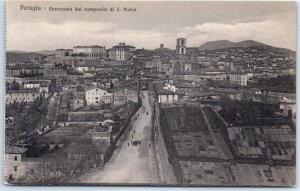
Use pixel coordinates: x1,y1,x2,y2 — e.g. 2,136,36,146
6,51,43,63
198,40,295,57
235,40,268,48
35,50,57,55
198,40,237,51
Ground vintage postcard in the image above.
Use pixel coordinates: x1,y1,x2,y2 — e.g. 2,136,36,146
4,0,296,186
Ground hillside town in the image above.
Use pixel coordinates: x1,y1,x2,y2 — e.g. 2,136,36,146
5,38,296,186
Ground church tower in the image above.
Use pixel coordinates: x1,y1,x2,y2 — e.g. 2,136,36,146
176,38,186,55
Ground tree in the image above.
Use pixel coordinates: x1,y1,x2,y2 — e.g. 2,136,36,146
23,137,105,183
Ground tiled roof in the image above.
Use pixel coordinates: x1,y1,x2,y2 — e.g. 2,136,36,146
5,146,28,154
6,88,39,94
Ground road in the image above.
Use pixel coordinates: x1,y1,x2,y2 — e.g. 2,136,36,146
83,90,158,184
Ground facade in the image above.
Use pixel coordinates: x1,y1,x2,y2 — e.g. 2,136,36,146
176,38,186,55
160,44,164,51
6,89,47,105
23,80,50,93
108,43,135,61
46,55,56,61
198,72,227,81
157,89,179,103
75,65,89,72
56,49,73,57
113,87,138,106
41,68,67,77
85,87,113,105
86,126,112,144
173,72,199,82
163,83,177,92
158,93,179,103
71,96,85,111
73,45,106,58
145,59,160,70
6,65,42,77
4,146,28,180
229,73,248,86
42,62,55,69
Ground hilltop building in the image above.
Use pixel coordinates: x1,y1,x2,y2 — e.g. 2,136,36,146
108,43,135,61
73,45,106,58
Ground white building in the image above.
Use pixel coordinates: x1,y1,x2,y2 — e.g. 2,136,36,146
158,89,179,103
73,45,106,58
163,83,177,92
108,43,135,61
6,89,47,105
76,66,89,73
85,87,112,105
23,80,50,93
229,73,248,86
198,72,227,81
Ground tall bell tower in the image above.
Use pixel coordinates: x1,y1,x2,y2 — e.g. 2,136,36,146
176,38,186,55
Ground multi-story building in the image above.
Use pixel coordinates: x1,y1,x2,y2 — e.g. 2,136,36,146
4,146,28,181
108,43,135,61
229,73,248,86
23,80,51,93
145,59,160,70
5,89,47,105
113,87,138,106
73,45,106,58
6,64,43,77
158,91,179,103
198,71,227,81
85,87,113,105
56,49,73,58
75,64,89,73
163,83,177,92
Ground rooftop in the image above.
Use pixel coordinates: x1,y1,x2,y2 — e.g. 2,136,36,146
5,146,28,154
6,88,39,94
73,45,105,48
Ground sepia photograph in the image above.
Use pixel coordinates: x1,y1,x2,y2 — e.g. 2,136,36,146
4,0,296,186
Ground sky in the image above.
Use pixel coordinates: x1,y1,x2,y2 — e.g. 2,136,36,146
6,1,296,51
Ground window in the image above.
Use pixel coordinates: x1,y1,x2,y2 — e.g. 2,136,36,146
14,156,17,161
14,166,17,172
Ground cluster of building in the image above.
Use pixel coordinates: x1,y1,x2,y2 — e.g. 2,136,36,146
5,79,50,104
57,42,136,61
5,37,296,184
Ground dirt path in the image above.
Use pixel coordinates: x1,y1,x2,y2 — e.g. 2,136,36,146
82,91,157,184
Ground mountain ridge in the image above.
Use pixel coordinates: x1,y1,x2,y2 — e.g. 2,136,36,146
198,40,293,52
